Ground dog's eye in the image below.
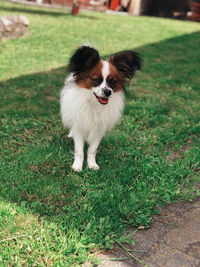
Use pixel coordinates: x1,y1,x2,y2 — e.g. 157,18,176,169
92,77,102,84
92,77,103,86
108,79,116,87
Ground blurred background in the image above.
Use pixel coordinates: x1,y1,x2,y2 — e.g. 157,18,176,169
13,0,199,21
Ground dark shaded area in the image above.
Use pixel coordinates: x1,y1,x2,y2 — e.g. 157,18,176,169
141,0,189,18
1,30,200,206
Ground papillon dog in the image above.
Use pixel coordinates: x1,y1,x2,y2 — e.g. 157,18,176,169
60,46,141,171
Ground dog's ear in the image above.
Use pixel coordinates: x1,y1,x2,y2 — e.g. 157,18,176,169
69,46,100,74
109,51,141,80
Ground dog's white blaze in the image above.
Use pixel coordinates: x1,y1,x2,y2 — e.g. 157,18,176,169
92,60,112,97
102,60,110,81
99,60,113,96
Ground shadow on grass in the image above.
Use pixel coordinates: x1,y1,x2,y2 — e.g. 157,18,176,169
0,4,100,19
0,31,200,262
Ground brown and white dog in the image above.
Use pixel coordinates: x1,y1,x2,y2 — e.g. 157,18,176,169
60,46,141,171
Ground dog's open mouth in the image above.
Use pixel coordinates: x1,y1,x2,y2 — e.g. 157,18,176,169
94,93,109,105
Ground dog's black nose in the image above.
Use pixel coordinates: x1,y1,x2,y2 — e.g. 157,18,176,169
104,89,111,97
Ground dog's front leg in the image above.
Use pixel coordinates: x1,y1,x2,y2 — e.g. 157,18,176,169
72,134,84,172
87,137,102,170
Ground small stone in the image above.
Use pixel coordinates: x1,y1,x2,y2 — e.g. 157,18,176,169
0,15,29,40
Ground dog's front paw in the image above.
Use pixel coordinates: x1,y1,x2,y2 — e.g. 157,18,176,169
72,161,83,172
88,162,100,170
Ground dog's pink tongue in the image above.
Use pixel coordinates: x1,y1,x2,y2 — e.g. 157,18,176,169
99,97,108,104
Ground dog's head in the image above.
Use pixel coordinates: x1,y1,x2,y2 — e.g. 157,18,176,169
68,46,141,105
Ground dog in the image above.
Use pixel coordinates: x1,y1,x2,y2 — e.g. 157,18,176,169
60,46,141,171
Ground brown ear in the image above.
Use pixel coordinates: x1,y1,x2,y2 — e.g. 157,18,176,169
69,46,100,75
109,51,141,80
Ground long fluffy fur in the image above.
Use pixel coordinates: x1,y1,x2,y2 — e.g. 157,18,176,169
60,46,140,171
60,74,124,145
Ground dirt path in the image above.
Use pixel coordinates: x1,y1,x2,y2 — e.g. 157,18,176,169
99,197,200,267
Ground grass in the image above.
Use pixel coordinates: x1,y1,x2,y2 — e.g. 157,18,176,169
0,1,200,265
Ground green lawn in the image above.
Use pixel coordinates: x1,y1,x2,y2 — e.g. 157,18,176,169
0,1,200,265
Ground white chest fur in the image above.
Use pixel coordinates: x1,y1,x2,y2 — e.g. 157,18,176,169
60,75,124,143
